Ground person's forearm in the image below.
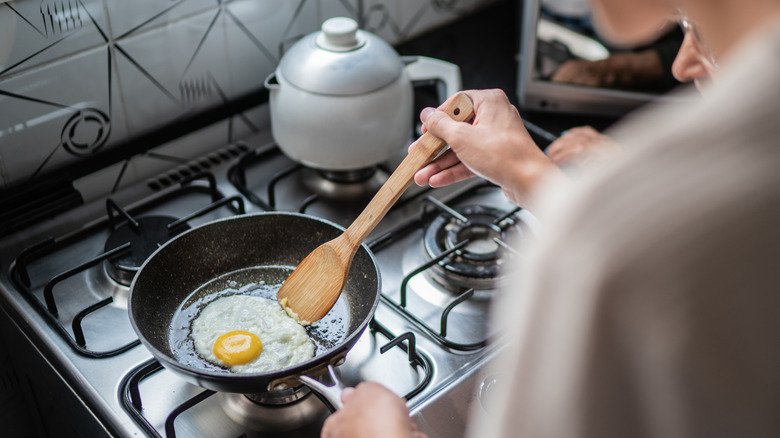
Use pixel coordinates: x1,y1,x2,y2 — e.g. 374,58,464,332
504,152,569,213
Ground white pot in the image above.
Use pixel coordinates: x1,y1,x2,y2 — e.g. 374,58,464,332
265,17,461,171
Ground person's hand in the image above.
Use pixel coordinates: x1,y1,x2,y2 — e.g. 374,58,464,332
550,58,614,87
411,89,563,210
321,382,426,438
545,126,621,167
550,50,665,90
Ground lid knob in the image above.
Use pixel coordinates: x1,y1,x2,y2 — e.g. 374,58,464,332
317,17,363,51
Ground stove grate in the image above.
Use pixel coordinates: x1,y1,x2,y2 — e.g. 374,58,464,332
228,145,435,215
119,319,433,438
368,182,521,351
9,173,244,358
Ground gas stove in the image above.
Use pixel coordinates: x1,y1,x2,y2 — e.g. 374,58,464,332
0,110,537,438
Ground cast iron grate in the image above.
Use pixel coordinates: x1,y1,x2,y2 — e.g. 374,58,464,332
369,182,522,351
119,319,433,438
9,173,244,358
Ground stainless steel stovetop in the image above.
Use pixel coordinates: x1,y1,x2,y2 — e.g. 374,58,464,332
0,118,537,438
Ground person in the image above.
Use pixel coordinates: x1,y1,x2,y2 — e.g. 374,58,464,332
545,10,719,168
540,0,684,94
550,28,684,93
322,0,780,437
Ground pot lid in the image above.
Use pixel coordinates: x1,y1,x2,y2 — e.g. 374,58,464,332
278,17,403,96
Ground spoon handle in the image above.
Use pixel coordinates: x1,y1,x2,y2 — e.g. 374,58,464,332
339,92,475,249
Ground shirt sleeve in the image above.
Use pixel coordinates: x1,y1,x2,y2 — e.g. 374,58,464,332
467,127,780,438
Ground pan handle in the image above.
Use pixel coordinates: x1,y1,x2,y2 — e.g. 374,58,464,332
298,364,346,411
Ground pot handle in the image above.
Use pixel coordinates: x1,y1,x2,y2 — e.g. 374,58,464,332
402,56,462,99
264,72,280,90
298,364,346,412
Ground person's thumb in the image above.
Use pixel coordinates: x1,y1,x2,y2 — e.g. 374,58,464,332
340,386,356,403
420,107,462,143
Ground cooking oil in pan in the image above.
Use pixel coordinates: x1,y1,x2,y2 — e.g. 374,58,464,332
168,266,350,373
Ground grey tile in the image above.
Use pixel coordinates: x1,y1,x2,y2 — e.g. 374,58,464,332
0,0,108,77
112,8,229,134
106,0,215,40
0,45,126,188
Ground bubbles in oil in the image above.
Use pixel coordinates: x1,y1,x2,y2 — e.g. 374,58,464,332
168,265,351,373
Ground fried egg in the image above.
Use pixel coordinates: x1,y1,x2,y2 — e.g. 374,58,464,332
191,295,315,373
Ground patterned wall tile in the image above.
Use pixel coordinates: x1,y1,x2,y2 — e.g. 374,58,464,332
114,1,317,137
105,0,215,40
0,45,126,188
317,0,403,44
360,0,404,44
399,0,495,41
113,6,230,135
277,0,321,55
223,0,317,95
0,0,491,190
0,0,108,77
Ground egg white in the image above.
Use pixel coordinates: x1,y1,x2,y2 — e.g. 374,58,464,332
191,295,315,373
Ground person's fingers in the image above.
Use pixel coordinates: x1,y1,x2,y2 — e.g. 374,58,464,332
549,147,580,165
565,126,600,138
409,421,427,438
414,91,472,141
550,61,581,83
340,386,356,403
552,126,598,142
545,126,598,163
414,152,476,188
420,106,471,146
551,60,610,86
545,139,566,156
546,139,574,161
546,145,565,163
546,125,619,166
418,88,511,145
427,162,475,187
321,414,338,438
547,139,583,162
322,382,414,438
414,149,461,185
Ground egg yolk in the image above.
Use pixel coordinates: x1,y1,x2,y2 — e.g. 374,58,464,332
213,330,262,366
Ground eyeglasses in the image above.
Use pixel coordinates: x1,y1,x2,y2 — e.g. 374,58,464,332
677,15,720,70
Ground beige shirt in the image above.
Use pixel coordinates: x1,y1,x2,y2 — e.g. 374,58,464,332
468,19,780,438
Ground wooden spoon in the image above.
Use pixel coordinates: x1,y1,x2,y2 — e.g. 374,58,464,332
277,92,475,325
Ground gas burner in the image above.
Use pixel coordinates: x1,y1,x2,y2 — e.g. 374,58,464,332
218,387,329,433
104,215,190,286
301,167,390,200
318,167,377,183
423,205,527,293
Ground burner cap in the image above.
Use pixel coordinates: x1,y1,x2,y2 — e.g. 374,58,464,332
218,389,328,432
317,167,377,183
423,205,526,291
301,167,388,200
104,215,190,285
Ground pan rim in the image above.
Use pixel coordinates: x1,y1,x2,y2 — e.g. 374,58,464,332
127,211,381,388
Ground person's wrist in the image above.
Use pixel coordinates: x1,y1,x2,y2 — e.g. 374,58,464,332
502,149,562,210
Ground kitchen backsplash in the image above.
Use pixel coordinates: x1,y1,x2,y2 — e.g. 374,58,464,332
0,0,496,191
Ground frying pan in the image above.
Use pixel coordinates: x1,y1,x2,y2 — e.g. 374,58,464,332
128,212,380,394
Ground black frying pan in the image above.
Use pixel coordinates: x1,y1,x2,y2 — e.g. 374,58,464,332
128,212,380,394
